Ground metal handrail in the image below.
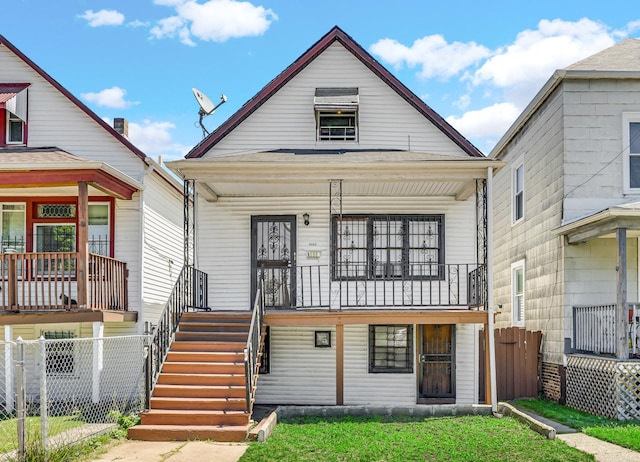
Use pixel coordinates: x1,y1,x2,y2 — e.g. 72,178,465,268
145,265,208,407
244,277,265,412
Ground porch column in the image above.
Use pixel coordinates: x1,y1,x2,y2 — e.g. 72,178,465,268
77,182,89,309
336,324,344,405
616,228,628,360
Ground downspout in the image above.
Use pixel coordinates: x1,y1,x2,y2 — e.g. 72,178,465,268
487,166,498,413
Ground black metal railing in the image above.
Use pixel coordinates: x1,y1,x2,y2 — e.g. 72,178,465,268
145,265,208,406
2,234,112,256
244,277,265,412
293,263,486,308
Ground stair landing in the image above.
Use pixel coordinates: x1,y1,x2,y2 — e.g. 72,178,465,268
128,311,255,442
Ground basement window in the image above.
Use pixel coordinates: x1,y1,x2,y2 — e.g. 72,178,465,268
369,325,413,373
42,330,77,376
315,88,358,142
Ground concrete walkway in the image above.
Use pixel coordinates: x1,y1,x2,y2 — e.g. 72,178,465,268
92,440,248,462
513,406,640,462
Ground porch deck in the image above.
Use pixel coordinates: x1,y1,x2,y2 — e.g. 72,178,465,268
0,252,131,321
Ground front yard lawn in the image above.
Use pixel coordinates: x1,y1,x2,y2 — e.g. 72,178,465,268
240,414,593,461
513,398,640,452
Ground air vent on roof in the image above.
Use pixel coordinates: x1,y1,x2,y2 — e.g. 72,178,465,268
314,87,359,111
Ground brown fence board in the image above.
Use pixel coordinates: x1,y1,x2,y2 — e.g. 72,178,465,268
479,327,542,401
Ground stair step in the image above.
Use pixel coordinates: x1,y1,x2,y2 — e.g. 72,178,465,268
166,351,244,363
178,322,250,333
170,341,246,352
150,397,247,411
157,373,245,386
153,384,245,398
161,361,245,375
175,331,249,342
128,424,249,442
140,409,250,426
182,312,252,323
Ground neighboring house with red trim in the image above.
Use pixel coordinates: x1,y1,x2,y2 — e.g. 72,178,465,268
166,27,503,409
491,39,640,419
0,34,184,343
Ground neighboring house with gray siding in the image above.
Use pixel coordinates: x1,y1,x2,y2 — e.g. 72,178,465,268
490,39,640,419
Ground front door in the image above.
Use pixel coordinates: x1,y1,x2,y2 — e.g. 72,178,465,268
418,324,455,403
251,216,296,308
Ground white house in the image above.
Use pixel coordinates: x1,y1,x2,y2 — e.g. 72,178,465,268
490,38,640,419
163,26,502,424
0,33,184,343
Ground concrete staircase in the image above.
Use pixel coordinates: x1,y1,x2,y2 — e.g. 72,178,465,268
128,311,256,442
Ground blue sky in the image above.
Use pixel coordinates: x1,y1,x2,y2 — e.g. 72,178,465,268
3,1,640,159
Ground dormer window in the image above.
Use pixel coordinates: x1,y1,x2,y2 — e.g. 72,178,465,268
7,112,24,144
315,87,358,142
0,83,29,146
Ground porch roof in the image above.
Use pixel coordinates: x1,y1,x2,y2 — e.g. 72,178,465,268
167,150,503,201
0,147,142,200
555,201,640,243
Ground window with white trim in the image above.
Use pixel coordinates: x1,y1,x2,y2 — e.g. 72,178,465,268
314,88,359,142
513,162,524,223
512,260,525,326
7,112,24,144
623,112,640,191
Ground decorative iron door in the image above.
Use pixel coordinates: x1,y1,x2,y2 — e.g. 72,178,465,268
251,216,296,308
418,324,455,403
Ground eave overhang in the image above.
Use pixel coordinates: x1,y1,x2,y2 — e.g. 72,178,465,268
555,205,640,244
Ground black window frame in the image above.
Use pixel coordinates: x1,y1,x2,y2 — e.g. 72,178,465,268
369,324,413,373
331,214,445,281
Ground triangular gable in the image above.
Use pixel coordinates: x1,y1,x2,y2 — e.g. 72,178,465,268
0,34,147,162
186,26,483,158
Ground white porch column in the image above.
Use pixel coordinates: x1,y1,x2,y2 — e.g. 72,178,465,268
4,325,14,412
92,321,104,403
616,228,628,360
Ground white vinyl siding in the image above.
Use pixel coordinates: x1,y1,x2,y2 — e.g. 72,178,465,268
255,326,336,405
202,43,470,158
140,174,184,325
197,195,475,311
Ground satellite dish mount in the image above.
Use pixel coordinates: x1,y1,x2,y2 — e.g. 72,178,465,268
192,88,227,138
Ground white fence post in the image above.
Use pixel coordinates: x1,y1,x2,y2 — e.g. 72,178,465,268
4,325,14,413
92,322,104,404
39,336,48,452
16,337,26,462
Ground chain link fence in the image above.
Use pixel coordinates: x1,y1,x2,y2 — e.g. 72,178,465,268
0,335,148,461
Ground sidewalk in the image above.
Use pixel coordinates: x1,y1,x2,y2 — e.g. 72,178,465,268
514,406,640,462
92,440,248,462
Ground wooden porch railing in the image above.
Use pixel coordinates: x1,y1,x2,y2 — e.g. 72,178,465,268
0,252,128,311
573,304,640,357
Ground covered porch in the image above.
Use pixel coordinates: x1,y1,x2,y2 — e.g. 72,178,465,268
168,150,501,313
0,147,140,324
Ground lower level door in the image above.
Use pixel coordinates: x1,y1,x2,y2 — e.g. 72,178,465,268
418,324,455,403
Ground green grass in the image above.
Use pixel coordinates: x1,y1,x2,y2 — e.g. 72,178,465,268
513,398,640,452
240,414,593,462
0,415,85,453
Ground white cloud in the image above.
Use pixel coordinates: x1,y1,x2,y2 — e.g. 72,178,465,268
447,102,521,141
128,20,150,28
151,0,277,45
370,34,490,80
79,9,125,27
128,119,191,160
471,18,615,91
81,87,138,109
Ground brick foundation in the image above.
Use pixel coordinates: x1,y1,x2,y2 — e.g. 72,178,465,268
541,362,566,403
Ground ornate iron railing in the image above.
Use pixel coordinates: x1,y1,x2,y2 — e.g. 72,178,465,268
292,263,486,309
145,265,208,405
573,303,640,357
244,277,265,412
0,252,128,311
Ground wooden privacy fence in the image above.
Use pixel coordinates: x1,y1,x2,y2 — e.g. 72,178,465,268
479,327,542,401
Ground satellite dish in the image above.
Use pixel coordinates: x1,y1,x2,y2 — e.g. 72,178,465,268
192,88,227,138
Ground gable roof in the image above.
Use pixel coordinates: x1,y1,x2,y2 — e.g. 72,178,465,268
186,26,484,159
0,34,147,162
490,38,640,159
